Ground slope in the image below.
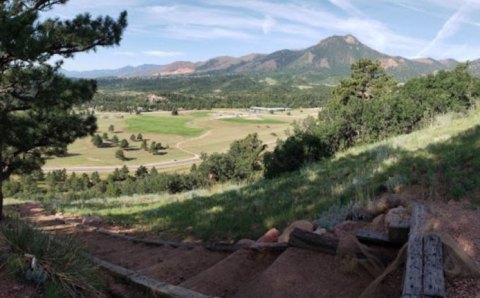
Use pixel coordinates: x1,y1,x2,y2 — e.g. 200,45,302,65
49,108,480,241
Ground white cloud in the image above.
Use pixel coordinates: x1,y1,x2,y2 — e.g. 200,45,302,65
416,1,474,57
142,51,184,57
114,51,137,56
262,15,276,34
209,0,426,56
328,0,363,16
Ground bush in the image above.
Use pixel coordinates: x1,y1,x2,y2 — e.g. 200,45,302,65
0,219,103,296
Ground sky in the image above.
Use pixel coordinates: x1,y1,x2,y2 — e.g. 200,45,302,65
41,0,480,71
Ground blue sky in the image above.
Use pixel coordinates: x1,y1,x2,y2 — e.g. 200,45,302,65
42,0,480,71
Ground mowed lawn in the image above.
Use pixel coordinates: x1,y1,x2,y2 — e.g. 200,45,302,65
125,115,205,136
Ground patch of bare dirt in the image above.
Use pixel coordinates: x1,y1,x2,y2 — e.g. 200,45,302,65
235,247,401,298
181,249,281,297
0,271,39,298
425,200,480,297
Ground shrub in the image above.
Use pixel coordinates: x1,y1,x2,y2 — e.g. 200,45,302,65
0,219,103,296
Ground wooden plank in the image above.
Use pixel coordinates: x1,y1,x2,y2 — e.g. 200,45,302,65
402,204,427,298
90,255,212,298
403,236,424,297
423,235,445,297
356,230,404,247
288,228,339,255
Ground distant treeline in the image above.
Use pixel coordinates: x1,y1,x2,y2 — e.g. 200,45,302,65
91,73,332,111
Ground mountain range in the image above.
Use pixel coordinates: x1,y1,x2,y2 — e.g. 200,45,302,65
62,34,480,81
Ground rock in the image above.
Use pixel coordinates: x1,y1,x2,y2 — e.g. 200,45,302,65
278,220,314,243
334,220,359,238
81,215,103,226
313,227,327,236
257,228,280,243
384,206,409,230
237,239,255,245
370,214,386,232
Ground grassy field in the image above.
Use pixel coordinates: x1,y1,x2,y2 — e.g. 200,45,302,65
44,109,315,169
48,108,480,241
126,115,205,136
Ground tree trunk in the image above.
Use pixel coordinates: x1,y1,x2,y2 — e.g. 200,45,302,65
0,180,3,221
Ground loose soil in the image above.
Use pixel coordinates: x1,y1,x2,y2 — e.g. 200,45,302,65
7,195,480,297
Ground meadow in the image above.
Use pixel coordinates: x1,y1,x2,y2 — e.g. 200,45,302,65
43,109,315,169
48,108,480,241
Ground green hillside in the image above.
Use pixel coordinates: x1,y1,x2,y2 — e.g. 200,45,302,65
49,109,480,240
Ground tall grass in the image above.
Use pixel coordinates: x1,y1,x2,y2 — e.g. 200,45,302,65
0,218,103,297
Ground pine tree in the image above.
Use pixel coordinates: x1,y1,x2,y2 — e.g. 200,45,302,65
91,134,103,147
115,149,126,161
120,139,129,149
0,1,127,218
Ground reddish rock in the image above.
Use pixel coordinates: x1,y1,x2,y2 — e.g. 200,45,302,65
257,228,280,243
370,214,386,232
278,220,314,243
384,206,409,229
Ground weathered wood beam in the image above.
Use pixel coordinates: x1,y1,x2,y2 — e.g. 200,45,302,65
402,204,427,298
356,230,404,247
423,234,445,297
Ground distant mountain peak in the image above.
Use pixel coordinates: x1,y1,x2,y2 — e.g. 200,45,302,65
317,34,360,46
61,34,465,80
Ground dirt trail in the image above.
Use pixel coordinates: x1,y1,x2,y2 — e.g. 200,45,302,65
13,202,404,298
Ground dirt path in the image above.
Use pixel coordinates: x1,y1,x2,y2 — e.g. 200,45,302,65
175,130,212,158
14,202,402,298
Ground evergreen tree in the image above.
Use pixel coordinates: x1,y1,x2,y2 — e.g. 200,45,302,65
108,124,115,132
137,133,143,141
115,149,126,161
112,135,119,146
90,171,101,185
141,139,148,151
135,165,148,177
130,134,137,142
91,134,103,147
0,0,127,217
119,139,129,149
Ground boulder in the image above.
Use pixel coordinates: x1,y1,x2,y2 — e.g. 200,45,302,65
278,220,314,243
384,206,409,230
370,214,386,232
257,228,280,243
